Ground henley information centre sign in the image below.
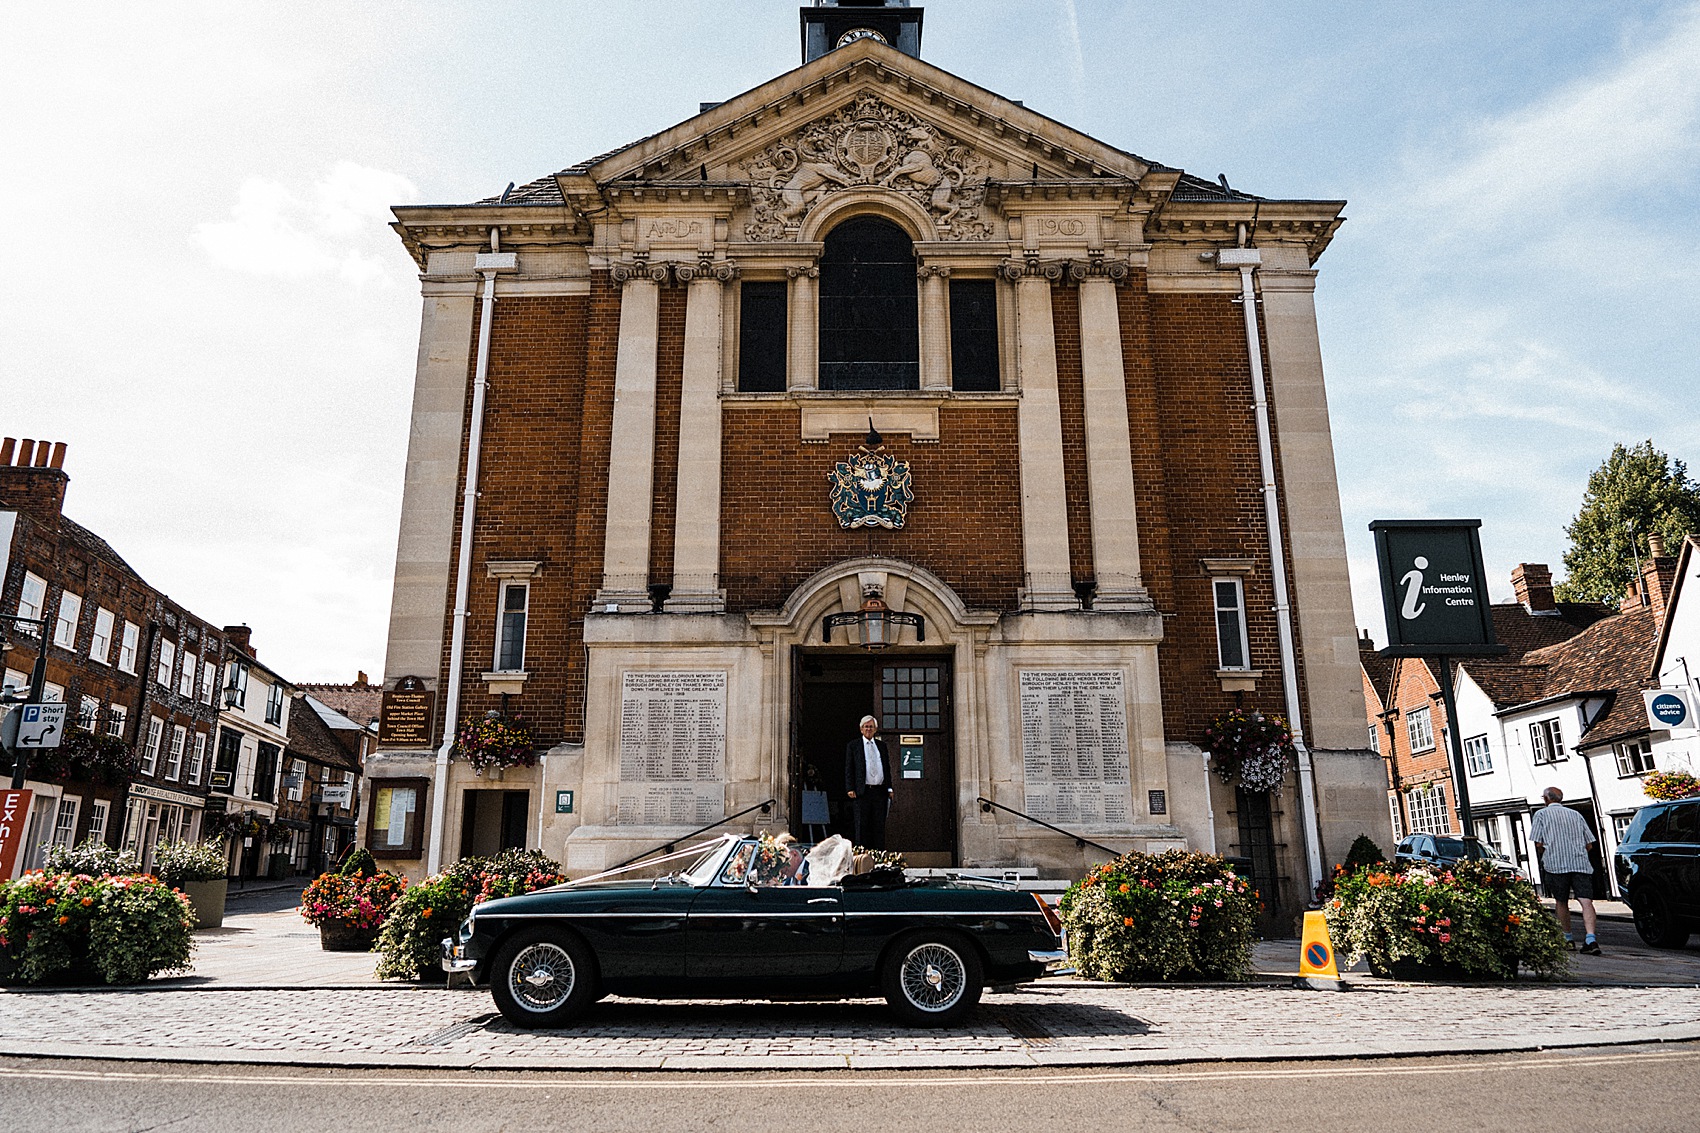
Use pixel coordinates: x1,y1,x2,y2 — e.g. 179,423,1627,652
1369,520,1504,657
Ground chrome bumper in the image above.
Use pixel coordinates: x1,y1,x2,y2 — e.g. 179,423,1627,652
441,937,477,974
1027,949,1068,971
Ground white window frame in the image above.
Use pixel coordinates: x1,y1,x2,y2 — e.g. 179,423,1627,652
1405,705,1435,753
1463,733,1493,776
118,621,140,673
1388,793,1403,840
89,607,114,664
42,682,63,703
1612,812,1635,842
287,758,307,802
1367,724,1380,754
1210,577,1251,671
265,681,285,726
17,572,47,629
76,695,99,732
1530,717,1566,764
200,660,216,704
86,799,108,845
495,579,531,673
156,639,176,688
188,732,207,785
178,653,196,698
1614,737,1656,777
1405,783,1451,835
50,796,80,851
224,661,249,710
141,716,164,776
165,724,187,781
105,703,127,740
53,590,82,649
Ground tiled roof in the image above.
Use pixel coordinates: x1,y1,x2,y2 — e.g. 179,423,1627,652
59,514,144,584
472,173,566,206
285,694,362,773
1524,606,1662,749
298,684,382,729
1169,172,1262,202
1490,601,1612,659
1360,645,1395,707
1465,661,1551,709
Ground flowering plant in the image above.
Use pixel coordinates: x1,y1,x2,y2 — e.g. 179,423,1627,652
1201,709,1295,793
452,713,537,773
0,871,194,985
299,869,407,931
374,849,566,980
1643,769,1700,801
208,811,271,841
24,730,136,786
1058,849,1258,981
1324,860,1566,979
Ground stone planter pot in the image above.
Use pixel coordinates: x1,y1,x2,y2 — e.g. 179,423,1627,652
318,920,380,952
181,879,229,930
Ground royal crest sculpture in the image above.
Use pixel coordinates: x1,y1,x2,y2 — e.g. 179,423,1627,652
828,423,914,530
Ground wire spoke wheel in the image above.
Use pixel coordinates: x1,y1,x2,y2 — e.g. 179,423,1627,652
507,941,576,1012
898,942,967,1013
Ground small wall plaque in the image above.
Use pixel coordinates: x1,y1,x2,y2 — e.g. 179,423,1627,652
1148,789,1167,816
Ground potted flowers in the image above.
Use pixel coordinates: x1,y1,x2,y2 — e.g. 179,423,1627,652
1643,770,1700,801
1201,709,1295,793
452,712,537,777
153,840,231,929
299,849,406,952
1059,849,1259,981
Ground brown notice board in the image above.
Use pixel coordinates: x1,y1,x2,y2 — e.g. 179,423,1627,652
378,677,436,747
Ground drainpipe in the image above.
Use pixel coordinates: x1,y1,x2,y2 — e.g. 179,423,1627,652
426,235,516,875
1217,237,1326,897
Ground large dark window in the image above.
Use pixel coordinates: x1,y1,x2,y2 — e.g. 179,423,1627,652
949,279,1000,390
253,741,280,804
818,216,918,390
738,281,788,392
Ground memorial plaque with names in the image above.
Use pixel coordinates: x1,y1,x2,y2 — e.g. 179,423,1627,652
617,671,727,825
1018,670,1133,826
379,676,436,747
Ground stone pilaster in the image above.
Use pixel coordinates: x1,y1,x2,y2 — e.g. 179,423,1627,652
1076,257,1150,611
786,264,818,391
1004,256,1079,611
666,259,735,612
918,263,951,390
594,260,666,612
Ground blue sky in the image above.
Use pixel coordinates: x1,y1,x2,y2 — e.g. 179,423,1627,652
3,1,1697,680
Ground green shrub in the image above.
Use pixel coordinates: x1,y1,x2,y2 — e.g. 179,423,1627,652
153,840,228,887
0,872,194,985
43,839,139,877
1343,835,1385,872
1058,850,1258,981
1324,861,1567,979
375,850,566,980
339,848,378,878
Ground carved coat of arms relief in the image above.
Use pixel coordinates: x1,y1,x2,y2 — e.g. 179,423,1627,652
743,94,993,242
828,439,914,530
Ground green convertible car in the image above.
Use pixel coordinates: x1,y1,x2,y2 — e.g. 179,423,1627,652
442,833,1065,1028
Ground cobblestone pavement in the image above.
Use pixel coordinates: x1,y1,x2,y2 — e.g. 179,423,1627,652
3,980,1697,1070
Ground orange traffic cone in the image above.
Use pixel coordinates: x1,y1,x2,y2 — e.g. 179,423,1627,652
1294,910,1349,991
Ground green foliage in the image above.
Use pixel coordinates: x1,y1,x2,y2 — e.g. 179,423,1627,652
1556,441,1700,603
152,840,228,887
339,848,379,878
22,730,136,786
374,850,565,980
1059,850,1258,981
42,839,139,878
299,870,406,931
0,871,194,985
1324,861,1567,979
1343,835,1386,872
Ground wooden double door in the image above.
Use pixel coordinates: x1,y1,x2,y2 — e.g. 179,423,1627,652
792,652,955,863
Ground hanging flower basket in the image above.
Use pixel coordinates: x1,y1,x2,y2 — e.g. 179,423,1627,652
453,714,538,774
1201,709,1296,794
1643,770,1700,801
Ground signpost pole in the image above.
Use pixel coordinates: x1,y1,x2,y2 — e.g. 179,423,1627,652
6,624,50,790
1435,654,1474,835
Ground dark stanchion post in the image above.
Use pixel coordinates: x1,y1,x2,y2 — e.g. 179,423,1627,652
1435,654,1474,835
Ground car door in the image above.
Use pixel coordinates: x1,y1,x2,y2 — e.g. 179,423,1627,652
686,883,845,986
1665,802,1700,919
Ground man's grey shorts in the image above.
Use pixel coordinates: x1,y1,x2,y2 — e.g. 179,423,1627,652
1544,870,1594,901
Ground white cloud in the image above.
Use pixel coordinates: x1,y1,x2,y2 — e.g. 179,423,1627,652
195,162,418,283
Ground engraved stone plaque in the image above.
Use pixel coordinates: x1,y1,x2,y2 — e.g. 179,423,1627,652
1018,670,1133,826
616,671,727,826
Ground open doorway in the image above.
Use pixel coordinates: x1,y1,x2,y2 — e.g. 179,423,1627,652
459,790,530,859
792,650,955,865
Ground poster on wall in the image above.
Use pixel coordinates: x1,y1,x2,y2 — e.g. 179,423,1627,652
616,671,728,826
1018,670,1133,826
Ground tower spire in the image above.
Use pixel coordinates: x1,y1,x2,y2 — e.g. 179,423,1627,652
800,1,924,64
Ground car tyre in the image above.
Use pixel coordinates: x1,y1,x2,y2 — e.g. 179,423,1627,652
1632,888,1691,949
881,932,983,1027
489,927,598,1028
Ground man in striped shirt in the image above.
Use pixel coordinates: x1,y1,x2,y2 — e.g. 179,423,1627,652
1531,787,1601,954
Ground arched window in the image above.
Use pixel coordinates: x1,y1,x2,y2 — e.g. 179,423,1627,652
817,216,919,390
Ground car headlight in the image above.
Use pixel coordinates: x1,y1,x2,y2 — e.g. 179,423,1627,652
457,916,476,944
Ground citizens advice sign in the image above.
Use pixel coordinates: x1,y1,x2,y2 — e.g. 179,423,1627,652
1370,520,1506,657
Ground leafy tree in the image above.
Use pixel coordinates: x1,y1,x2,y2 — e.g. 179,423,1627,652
1556,441,1700,603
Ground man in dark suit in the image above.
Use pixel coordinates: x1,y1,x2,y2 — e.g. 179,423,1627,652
844,714,894,850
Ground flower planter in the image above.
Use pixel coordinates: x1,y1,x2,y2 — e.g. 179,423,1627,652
181,879,228,930
1368,955,1471,982
319,920,380,952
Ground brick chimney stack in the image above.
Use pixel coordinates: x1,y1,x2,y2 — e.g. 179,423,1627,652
224,624,254,658
1639,532,1678,622
0,437,70,525
1511,563,1556,613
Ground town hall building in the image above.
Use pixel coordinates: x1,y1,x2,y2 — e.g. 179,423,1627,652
365,1,1388,922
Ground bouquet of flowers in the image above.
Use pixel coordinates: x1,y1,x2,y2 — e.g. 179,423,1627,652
299,870,407,931
452,713,537,773
1201,709,1295,793
1643,769,1700,801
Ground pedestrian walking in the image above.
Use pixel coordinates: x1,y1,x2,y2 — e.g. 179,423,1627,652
1530,786,1601,954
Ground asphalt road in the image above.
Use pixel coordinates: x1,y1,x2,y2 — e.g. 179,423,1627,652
0,1043,1689,1133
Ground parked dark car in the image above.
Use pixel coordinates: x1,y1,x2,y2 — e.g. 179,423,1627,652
1393,833,1514,873
1615,798,1700,948
442,834,1064,1028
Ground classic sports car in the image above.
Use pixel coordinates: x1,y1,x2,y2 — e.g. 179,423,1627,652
442,833,1064,1028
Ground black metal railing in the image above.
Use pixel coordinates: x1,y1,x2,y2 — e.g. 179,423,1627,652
975,796,1121,858
608,798,777,872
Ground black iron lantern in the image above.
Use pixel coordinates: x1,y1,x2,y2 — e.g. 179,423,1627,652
821,596,924,650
